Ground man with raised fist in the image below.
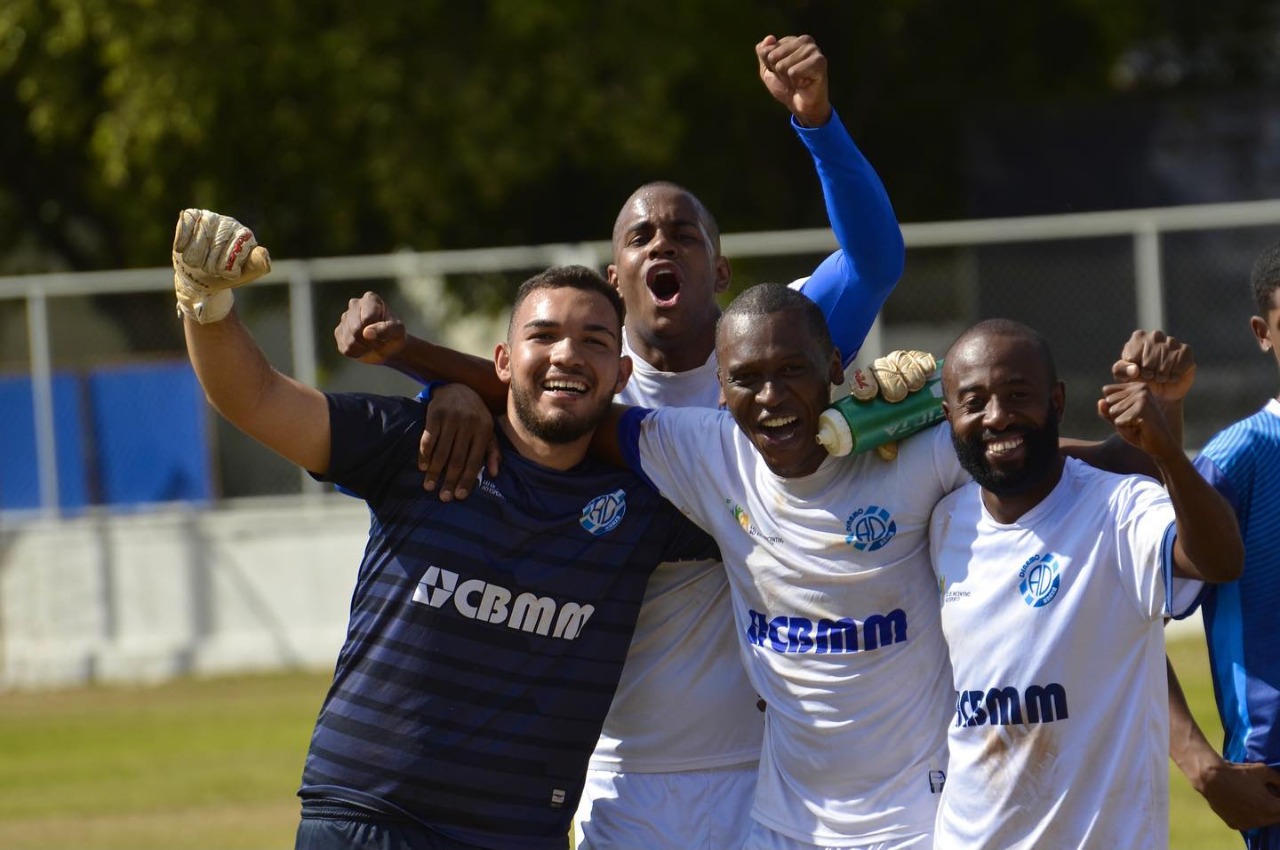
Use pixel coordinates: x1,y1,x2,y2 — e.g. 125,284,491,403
172,208,717,850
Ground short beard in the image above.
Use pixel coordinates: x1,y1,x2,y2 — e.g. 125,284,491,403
952,407,1060,497
510,382,612,444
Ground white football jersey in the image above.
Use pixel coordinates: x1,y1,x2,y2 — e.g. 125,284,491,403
587,328,763,772
632,408,969,845
589,273,836,774
929,458,1175,849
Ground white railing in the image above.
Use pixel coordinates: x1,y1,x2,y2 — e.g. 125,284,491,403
3,198,1280,517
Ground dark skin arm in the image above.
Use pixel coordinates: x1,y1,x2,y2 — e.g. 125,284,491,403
1062,330,1192,479
1168,657,1280,830
334,291,504,500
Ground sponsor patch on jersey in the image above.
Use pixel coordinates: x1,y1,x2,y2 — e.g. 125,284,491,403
845,504,897,551
724,499,783,543
1018,553,1061,607
580,489,626,536
411,565,595,640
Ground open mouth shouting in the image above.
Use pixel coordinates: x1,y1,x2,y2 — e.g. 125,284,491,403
646,263,682,308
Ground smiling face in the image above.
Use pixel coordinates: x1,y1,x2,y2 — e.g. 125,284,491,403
942,326,1065,515
496,285,629,452
607,184,730,353
717,307,844,479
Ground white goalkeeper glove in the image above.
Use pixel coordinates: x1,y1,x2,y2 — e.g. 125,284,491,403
172,208,272,324
849,349,937,403
846,349,939,461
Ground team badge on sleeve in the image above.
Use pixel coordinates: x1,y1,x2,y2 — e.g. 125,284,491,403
580,489,627,536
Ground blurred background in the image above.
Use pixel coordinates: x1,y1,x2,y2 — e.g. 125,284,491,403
0,1,1277,846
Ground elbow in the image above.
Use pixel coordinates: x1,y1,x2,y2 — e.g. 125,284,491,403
1193,539,1244,584
1220,539,1245,583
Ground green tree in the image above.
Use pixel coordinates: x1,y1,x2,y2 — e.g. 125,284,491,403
1,0,1273,280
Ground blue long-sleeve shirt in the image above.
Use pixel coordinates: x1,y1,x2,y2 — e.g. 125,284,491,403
790,109,905,366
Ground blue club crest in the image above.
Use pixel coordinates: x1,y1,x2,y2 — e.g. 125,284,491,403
1019,553,1061,607
581,489,627,536
845,505,897,552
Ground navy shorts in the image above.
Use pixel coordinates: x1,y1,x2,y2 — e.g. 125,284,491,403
295,801,477,850
294,800,571,850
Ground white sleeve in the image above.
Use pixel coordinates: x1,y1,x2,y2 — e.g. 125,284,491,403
634,407,732,531
1111,478,1177,622
930,422,972,495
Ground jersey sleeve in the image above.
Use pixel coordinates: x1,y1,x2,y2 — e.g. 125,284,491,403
1170,450,1245,617
924,422,973,495
1110,477,1177,622
320,393,427,503
1194,450,1244,528
617,407,723,563
617,405,728,532
790,108,904,367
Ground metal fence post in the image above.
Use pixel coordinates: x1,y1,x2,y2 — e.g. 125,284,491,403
1134,221,1165,332
27,287,60,515
288,262,324,497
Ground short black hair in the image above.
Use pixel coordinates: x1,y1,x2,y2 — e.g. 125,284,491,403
717,283,834,355
611,181,722,249
508,265,625,338
1251,241,1280,316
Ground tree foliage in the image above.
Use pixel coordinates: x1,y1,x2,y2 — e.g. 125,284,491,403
1,0,1275,277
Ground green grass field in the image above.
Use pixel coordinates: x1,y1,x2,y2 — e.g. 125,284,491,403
0,637,1244,849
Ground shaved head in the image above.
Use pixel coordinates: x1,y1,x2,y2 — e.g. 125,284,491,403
944,318,1057,390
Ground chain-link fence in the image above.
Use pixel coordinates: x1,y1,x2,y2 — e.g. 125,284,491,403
2,200,1279,518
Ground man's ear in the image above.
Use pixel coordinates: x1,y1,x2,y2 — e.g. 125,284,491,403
1052,381,1067,422
614,355,634,396
606,264,621,292
494,342,512,384
828,348,845,386
714,256,732,295
1251,316,1272,353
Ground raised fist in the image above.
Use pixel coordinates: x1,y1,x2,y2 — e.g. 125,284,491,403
172,208,271,323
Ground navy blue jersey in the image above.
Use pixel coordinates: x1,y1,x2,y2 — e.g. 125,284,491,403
1192,403,1280,773
300,393,717,850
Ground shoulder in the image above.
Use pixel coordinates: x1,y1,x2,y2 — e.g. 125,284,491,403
325,393,429,450
932,478,980,521
1063,457,1166,514
327,392,425,428
1201,407,1277,464
642,405,734,442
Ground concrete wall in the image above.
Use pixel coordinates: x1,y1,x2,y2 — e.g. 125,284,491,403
0,492,1206,691
0,497,369,690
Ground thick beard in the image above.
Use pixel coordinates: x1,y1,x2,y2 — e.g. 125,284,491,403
952,407,1060,497
510,382,612,445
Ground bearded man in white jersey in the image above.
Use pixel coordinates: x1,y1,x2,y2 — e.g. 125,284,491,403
333,34,907,850
928,319,1243,849
375,277,1210,848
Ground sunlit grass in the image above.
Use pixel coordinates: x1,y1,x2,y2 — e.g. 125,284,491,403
0,638,1242,849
